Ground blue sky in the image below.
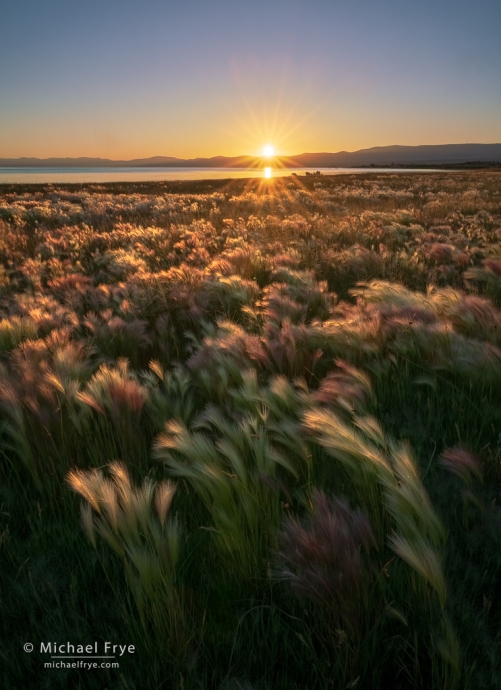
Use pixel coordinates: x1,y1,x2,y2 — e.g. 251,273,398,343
1,0,500,158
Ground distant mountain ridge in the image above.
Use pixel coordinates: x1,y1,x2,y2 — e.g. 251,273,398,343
1,144,501,168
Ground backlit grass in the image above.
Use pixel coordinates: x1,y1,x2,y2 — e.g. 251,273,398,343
1,172,500,689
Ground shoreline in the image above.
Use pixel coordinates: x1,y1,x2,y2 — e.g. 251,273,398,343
0,168,500,196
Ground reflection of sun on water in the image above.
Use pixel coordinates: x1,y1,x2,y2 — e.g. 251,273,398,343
264,167,272,178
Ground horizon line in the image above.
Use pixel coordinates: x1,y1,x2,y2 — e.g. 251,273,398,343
2,142,501,163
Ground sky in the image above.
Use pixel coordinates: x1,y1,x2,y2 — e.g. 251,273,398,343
1,0,500,159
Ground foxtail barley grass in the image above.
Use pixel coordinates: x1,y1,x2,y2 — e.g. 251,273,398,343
302,407,459,688
153,410,298,582
0,315,38,352
67,462,188,655
2,175,501,688
277,490,377,684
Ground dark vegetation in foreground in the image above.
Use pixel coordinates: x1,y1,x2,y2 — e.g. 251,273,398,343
0,172,500,689
359,161,501,170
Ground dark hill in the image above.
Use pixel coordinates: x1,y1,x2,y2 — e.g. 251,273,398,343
1,144,500,168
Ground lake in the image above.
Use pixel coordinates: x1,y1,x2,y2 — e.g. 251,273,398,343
0,166,441,184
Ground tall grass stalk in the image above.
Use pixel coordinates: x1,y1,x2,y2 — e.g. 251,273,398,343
67,462,188,655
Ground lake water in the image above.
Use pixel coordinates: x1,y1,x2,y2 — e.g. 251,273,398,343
0,166,441,184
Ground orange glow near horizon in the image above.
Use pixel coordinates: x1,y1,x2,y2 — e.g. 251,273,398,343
3,87,497,161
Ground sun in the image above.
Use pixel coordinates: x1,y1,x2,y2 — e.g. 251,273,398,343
262,144,275,157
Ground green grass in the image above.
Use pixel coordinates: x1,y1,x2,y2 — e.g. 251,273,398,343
0,172,500,689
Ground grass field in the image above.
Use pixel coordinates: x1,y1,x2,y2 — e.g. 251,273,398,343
1,171,500,689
